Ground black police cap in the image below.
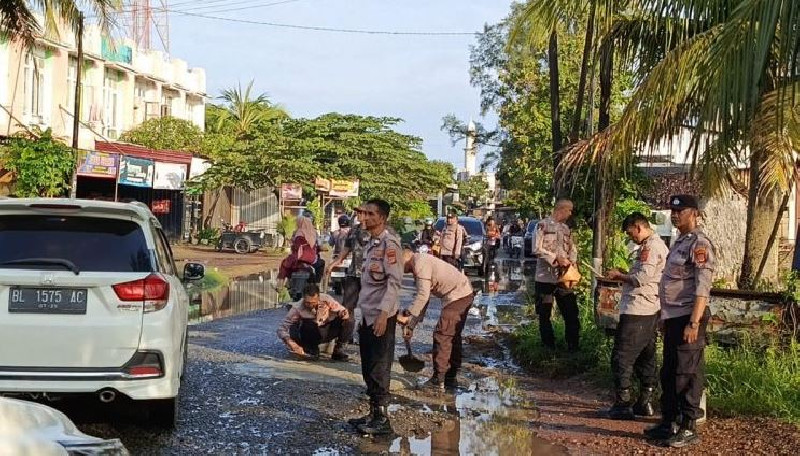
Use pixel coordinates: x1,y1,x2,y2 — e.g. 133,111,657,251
669,194,699,210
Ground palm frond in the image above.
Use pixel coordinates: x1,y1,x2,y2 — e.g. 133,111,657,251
752,83,800,197
508,0,589,49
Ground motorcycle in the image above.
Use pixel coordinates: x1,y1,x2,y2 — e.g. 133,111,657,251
509,235,524,259
328,256,352,295
216,219,266,254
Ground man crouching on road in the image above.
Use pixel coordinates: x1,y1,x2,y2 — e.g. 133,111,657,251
277,283,353,361
397,245,474,392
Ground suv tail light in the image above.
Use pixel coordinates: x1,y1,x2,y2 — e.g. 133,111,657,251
113,274,170,313
122,351,164,378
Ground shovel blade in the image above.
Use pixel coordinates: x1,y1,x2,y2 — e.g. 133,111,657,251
398,355,425,373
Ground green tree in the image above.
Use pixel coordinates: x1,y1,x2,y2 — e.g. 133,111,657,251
563,0,800,288
209,81,288,139
119,116,203,152
0,0,119,46
1,129,74,197
457,175,490,208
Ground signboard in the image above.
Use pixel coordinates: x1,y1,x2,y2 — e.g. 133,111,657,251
189,157,211,179
153,162,187,190
329,179,360,198
281,183,303,200
77,151,118,179
314,177,331,192
118,156,154,187
151,200,171,215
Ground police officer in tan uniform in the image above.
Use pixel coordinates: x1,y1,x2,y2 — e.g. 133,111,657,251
397,246,474,391
347,199,402,436
645,195,714,448
533,199,580,351
437,213,467,268
605,212,669,420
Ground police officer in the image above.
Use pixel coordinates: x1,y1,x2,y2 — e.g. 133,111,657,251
327,208,371,324
645,195,714,448
604,212,668,420
346,199,402,436
437,213,467,269
533,199,580,351
397,245,474,391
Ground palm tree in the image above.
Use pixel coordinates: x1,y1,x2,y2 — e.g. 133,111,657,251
212,80,288,139
560,0,800,288
0,0,119,46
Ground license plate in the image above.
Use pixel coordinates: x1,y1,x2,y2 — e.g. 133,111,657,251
8,287,88,315
331,271,346,278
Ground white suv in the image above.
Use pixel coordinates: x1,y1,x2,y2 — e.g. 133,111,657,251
0,198,204,429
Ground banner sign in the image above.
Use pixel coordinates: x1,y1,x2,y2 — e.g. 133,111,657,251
118,156,154,187
153,162,187,190
189,157,211,179
77,151,118,179
314,177,331,192
329,179,360,198
280,183,302,200
151,200,171,215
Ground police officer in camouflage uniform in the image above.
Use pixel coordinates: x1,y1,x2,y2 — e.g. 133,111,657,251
533,199,580,351
327,208,371,322
346,199,403,436
605,212,669,420
645,195,715,448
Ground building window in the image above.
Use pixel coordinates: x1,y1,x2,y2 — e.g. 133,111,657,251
23,51,46,123
103,68,122,138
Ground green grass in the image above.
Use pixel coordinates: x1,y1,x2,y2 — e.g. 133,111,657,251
194,269,229,291
511,291,800,424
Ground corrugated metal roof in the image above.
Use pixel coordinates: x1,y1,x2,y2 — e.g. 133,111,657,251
95,141,193,165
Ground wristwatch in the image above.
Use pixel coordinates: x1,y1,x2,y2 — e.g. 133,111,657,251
687,321,699,329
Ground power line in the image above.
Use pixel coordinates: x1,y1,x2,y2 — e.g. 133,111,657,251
169,10,478,36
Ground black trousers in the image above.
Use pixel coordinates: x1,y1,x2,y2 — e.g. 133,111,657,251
661,309,710,422
534,281,580,350
289,317,354,355
342,276,361,314
359,315,397,406
612,313,658,391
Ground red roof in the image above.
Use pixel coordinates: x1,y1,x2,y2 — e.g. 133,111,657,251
95,141,193,165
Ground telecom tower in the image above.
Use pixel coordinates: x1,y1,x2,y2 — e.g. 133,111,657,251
125,0,170,53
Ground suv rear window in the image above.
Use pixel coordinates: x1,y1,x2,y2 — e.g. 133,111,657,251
434,218,485,236
0,215,153,273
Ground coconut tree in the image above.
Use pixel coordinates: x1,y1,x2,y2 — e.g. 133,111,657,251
0,0,119,46
560,0,800,288
211,80,288,140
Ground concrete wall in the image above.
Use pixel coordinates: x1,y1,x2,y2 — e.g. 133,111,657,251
699,195,749,284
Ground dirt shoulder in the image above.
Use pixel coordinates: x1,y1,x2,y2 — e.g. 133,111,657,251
172,244,285,279
525,373,799,455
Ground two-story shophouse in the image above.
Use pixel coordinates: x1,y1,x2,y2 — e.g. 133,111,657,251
0,22,207,239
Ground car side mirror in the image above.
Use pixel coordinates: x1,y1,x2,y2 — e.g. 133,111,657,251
183,262,205,281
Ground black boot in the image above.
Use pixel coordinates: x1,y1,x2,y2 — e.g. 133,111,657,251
608,389,635,420
633,387,655,417
666,418,700,448
347,404,375,427
644,418,678,440
331,343,349,362
358,405,392,435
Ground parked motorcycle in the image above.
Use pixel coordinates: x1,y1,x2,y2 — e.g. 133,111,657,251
328,256,351,295
216,219,266,254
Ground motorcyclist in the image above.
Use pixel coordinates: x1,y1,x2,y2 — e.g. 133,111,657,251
417,219,436,247
329,215,351,256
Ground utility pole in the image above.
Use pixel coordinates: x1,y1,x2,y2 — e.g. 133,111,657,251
69,13,84,199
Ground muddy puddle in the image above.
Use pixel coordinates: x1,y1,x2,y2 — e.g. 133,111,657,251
188,271,281,324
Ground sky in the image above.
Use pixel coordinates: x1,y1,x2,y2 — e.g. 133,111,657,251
165,0,512,168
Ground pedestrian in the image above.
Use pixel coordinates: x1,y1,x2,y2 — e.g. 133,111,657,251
397,245,474,391
346,199,403,435
326,208,371,323
276,283,353,361
645,195,715,448
436,213,467,269
532,199,580,351
604,212,668,420
328,215,351,257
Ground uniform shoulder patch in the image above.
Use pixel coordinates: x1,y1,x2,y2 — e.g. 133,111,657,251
694,247,707,264
386,248,397,265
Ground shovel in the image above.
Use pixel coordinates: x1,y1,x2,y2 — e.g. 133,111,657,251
398,339,425,373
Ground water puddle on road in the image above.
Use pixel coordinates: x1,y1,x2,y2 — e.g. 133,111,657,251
188,271,281,324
